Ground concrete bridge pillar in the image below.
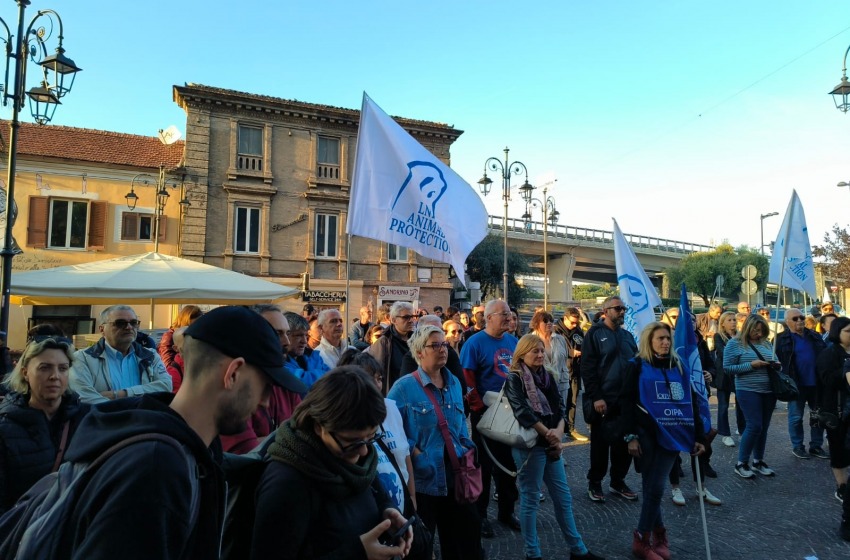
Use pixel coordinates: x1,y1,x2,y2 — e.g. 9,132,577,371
548,253,576,304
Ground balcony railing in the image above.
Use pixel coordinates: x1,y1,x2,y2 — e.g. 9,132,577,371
317,163,340,180
237,154,263,172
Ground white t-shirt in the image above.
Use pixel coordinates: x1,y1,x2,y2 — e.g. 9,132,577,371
374,398,410,510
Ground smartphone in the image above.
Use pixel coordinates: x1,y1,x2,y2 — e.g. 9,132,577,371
381,515,415,546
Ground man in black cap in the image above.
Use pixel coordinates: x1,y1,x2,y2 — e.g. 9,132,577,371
61,306,293,559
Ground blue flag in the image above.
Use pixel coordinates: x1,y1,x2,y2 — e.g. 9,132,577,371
673,283,712,434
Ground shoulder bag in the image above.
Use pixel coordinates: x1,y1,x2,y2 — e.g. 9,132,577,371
751,344,799,402
476,385,537,449
413,371,482,504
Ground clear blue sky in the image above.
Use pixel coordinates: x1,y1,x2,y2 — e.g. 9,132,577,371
15,1,850,253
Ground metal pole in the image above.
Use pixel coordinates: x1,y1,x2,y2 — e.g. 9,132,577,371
543,186,548,311
0,1,29,337
502,148,509,304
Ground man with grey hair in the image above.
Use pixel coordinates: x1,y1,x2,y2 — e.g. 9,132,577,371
70,305,171,404
316,308,347,369
460,299,520,536
283,312,330,389
368,301,416,393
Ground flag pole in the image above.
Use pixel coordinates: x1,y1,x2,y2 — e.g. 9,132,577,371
345,234,352,335
693,457,712,560
771,199,794,350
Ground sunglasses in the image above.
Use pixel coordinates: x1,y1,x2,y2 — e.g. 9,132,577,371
329,430,384,455
790,316,805,322
605,306,627,312
106,319,141,329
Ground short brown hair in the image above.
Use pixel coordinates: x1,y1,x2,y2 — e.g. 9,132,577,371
291,366,386,432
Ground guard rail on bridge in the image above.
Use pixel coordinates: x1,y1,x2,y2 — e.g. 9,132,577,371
488,215,714,255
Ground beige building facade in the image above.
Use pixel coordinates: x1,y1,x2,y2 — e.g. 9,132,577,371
173,84,464,314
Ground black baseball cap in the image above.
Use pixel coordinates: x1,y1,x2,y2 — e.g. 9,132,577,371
184,306,307,393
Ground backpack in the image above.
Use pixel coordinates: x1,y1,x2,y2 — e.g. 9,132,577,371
0,433,199,560
219,434,274,560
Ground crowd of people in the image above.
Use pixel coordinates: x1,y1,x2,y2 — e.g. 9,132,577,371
0,295,847,559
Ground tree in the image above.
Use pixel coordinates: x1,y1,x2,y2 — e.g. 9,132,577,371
573,283,617,301
813,225,850,284
664,244,769,306
465,234,533,305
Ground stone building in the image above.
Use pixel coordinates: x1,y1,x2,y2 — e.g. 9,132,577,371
172,84,463,313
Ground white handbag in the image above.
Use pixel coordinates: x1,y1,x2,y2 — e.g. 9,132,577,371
476,386,538,449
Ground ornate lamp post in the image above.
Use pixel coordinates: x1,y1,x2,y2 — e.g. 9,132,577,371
125,165,190,253
522,180,559,310
477,147,532,304
830,45,850,112
0,2,81,336
125,165,189,328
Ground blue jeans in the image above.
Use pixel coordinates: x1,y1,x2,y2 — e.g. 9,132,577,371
736,390,777,464
716,389,746,436
512,446,588,557
787,385,824,449
636,431,679,533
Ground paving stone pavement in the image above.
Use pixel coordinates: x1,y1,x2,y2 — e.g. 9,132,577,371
476,401,850,560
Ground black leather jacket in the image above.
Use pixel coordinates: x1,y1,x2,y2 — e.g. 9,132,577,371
504,369,566,447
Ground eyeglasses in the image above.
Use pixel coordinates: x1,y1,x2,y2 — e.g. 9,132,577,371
425,342,450,351
605,306,627,312
396,314,416,321
490,311,511,318
790,316,805,322
329,430,384,455
106,319,141,329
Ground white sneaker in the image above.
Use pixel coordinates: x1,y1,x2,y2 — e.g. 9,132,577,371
700,488,722,505
671,487,686,506
722,436,735,447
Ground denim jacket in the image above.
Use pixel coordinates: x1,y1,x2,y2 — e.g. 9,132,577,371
387,367,475,497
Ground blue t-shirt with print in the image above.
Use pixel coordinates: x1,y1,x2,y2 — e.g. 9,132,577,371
460,331,518,396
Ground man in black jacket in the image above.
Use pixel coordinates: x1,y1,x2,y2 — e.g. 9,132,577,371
63,306,290,559
580,296,638,503
776,307,828,459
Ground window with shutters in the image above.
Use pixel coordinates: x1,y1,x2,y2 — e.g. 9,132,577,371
120,211,166,242
234,206,260,254
27,196,107,250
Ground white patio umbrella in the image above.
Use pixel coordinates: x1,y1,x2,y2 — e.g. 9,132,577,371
9,252,298,305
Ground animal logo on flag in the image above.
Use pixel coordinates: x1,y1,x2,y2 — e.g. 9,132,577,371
388,161,451,254
618,274,650,312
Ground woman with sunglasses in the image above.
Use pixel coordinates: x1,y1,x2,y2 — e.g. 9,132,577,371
388,325,482,560
530,311,571,414
505,333,603,560
723,314,779,479
0,335,89,513
252,366,412,560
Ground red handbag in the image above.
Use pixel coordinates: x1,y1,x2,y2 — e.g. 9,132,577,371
414,371,482,504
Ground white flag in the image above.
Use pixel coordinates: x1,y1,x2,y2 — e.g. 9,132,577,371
823,287,832,303
613,219,662,342
768,190,816,298
348,94,488,285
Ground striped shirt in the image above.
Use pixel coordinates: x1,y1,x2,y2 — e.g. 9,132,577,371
723,338,775,394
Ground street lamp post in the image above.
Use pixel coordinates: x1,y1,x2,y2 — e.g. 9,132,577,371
478,147,532,305
760,211,779,255
125,165,189,328
830,45,850,112
0,3,81,337
522,181,559,310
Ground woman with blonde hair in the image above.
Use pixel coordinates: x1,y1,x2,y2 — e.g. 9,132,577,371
0,336,89,512
529,311,571,412
713,311,745,447
619,322,706,560
504,333,603,560
723,313,779,479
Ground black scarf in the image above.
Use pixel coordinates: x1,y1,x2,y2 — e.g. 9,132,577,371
268,420,378,501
